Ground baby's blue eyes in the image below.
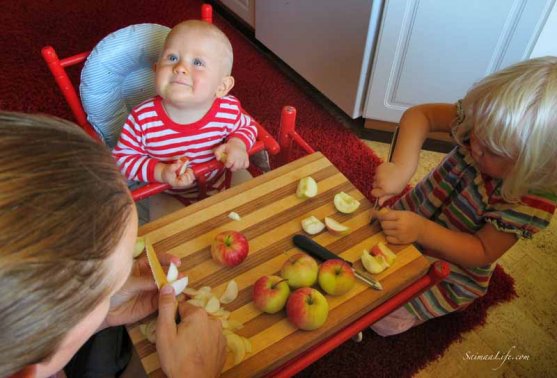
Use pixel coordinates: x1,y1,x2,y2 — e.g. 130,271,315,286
193,58,204,67
167,54,178,62
165,55,205,68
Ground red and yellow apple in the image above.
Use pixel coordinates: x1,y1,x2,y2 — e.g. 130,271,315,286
286,287,329,330
280,253,319,289
317,259,355,296
211,230,249,267
252,275,291,314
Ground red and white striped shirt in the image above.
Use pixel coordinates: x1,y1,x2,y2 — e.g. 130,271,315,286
112,95,257,184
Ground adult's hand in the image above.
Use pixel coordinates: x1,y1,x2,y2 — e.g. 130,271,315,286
100,252,181,330
157,285,226,378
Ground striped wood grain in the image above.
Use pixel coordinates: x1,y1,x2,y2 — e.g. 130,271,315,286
127,152,430,377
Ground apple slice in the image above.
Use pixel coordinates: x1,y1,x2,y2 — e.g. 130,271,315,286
296,176,318,198
333,192,360,214
228,211,241,221
205,296,221,314
133,236,145,258
220,279,239,304
324,217,350,235
371,241,397,266
301,216,326,235
226,333,246,365
361,249,386,274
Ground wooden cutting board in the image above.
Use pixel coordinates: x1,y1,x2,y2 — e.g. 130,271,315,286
127,152,430,377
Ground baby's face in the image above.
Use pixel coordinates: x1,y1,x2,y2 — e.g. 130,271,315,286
155,25,231,110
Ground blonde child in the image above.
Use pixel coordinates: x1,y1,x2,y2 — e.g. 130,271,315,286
0,112,225,377
370,56,557,336
112,20,257,200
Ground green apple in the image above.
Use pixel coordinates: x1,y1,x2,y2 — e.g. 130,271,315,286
318,259,355,296
296,176,318,198
301,215,325,235
333,192,360,214
286,287,329,330
280,253,319,289
252,275,290,314
324,217,350,235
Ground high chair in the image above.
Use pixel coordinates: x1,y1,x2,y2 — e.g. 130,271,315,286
41,4,313,203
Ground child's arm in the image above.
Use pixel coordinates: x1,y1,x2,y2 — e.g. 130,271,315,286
214,137,249,171
372,103,457,203
376,208,517,267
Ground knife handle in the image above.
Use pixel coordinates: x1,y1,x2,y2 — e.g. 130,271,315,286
293,234,347,263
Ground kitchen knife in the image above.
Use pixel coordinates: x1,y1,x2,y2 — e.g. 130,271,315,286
293,234,383,291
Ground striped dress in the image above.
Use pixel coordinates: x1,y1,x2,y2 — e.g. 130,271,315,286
112,95,257,197
395,143,556,320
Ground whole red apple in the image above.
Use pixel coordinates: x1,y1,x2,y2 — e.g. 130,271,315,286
280,253,319,289
318,259,355,296
252,275,291,314
286,287,329,330
210,230,249,267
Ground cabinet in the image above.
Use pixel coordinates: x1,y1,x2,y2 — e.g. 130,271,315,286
364,0,556,124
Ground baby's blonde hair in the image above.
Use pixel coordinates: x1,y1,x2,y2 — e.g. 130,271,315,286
0,112,133,376
454,56,557,201
168,19,234,75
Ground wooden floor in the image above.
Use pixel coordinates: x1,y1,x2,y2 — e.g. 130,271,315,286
364,141,557,377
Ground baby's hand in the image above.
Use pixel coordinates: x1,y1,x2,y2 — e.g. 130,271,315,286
376,208,426,244
157,160,196,188
214,138,249,172
370,162,410,205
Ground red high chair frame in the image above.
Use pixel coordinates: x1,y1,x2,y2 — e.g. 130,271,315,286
41,3,313,202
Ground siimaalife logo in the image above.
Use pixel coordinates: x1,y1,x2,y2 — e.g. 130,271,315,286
463,345,530,370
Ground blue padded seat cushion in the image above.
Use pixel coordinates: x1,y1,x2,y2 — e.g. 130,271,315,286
80,23,170,148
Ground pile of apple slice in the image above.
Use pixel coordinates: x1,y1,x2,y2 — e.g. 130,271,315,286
139,279,252,366
361,242,397,274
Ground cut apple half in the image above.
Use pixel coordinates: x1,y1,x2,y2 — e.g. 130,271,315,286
301,215,326,235
296,176,318,198
333,192,360,214
324,217,350,235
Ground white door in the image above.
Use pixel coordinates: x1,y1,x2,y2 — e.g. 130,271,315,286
220,0,255,27
364,0,555,122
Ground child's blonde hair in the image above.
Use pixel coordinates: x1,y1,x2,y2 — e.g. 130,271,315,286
0,112,133,376
167,19,234,75
454,56,557,201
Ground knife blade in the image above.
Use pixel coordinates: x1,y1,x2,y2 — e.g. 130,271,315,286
292,234,383,291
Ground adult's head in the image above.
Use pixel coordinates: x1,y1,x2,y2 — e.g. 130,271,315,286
0,111,136,377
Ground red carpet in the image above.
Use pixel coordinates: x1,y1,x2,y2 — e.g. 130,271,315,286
0,0,516,376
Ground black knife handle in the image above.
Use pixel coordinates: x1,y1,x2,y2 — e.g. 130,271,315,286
293,235,348,264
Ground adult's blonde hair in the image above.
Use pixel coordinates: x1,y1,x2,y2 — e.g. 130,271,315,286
166,19,234,75
453,56,557,201
0,112,133,377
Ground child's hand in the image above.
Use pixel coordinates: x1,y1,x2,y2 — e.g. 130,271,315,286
156,160,196,189
371,162,411,205
214,138,249,172
376,208,426,244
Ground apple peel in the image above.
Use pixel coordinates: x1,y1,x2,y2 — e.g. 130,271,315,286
133,236,145,258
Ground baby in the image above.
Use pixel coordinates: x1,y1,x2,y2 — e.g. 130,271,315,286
113,20,257,199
